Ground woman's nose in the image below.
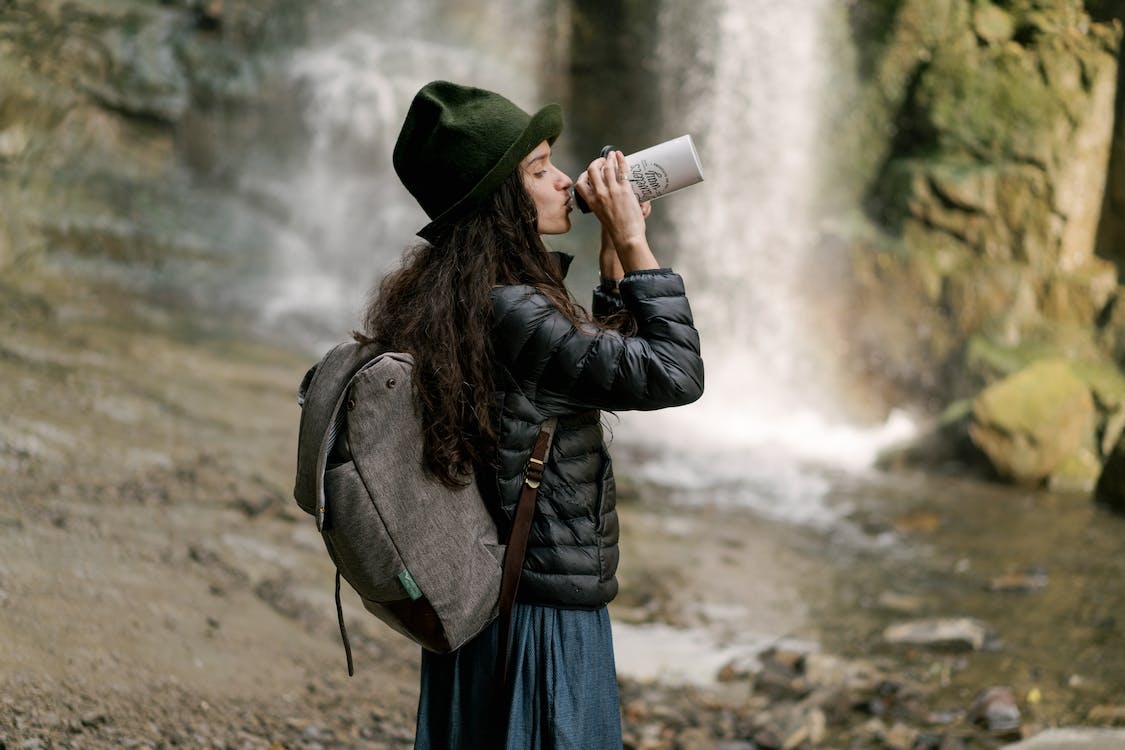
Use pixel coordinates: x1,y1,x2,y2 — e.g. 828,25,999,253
556,169,573,191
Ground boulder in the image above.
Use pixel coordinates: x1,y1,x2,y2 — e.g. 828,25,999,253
969,359,1096,484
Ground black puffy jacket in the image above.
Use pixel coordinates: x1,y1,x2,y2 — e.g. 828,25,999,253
482,267,704,608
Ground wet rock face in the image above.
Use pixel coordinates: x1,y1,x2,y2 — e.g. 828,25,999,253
846,0,1124,407
0,0,308,276
839,1,1125,492
868,0,1120,275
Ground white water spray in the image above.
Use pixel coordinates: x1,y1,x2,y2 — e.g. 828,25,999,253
613,0,915,521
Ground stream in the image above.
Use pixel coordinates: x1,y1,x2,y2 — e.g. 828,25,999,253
608,450,1125,728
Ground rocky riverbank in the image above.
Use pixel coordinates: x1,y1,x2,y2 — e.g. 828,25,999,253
4,267,1125,749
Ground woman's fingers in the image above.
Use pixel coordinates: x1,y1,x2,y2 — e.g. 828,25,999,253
578,154,648,250
583,153,634,202
591,156,610,190
612,150,629,184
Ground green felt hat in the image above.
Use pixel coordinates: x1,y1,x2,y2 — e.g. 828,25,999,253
393,80,563,241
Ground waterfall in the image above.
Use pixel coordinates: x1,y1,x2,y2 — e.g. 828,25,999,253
611,0,915,523
240,0,914,524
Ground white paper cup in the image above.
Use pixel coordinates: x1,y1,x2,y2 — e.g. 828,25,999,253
623,134,705,203
574,134,704,211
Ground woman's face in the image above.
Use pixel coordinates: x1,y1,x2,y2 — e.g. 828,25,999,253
520,141,574,235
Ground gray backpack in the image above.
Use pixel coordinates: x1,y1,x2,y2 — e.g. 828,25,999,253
293,342,555,674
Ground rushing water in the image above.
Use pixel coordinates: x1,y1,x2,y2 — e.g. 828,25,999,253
602,0,916,523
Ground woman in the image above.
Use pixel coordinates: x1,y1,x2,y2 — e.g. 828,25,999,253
359,80,704,749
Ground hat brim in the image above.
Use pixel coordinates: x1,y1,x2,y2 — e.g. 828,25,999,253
418,103,563,242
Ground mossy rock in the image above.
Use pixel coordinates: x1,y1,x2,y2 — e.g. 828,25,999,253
973,3,1016,45
1069,360,1125,411
918,41,1067,164
969,358,1096,484
963,334,1061,382
942,259,1040,337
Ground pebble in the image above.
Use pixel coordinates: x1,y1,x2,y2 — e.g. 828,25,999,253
752,648,812,699
988,570,1049,592
876,590,927,615
884,722,918,750
968,686,1021,733
883,617,994,650
615,638,1090,749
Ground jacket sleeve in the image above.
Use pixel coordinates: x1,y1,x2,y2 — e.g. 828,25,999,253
492,269,704,414
591,278,626,320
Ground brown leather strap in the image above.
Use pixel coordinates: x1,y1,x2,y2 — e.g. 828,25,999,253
494,418,557,715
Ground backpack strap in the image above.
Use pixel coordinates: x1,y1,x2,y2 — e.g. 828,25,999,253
494,416,559,705
294,341,383,525
335,569,354,675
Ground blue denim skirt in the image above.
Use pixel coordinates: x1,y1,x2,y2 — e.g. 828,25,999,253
414,603,622,750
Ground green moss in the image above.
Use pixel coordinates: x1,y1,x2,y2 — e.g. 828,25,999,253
1070,360,1125,409
938,396,974,426
921,45,1066,162
964,334,1061,379
973,358,1091,433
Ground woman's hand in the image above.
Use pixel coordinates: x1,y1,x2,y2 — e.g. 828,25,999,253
599,201,651,284
576,150,659,272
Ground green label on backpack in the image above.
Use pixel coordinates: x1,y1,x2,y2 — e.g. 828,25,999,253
398,569,423,600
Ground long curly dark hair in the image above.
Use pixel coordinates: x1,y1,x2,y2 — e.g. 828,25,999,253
354,169,588,488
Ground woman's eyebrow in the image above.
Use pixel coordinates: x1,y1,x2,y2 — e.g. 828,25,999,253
523,151,550,168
